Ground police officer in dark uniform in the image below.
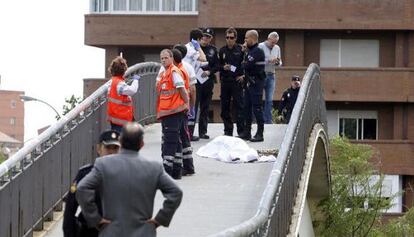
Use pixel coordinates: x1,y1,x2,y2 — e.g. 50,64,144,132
195,28,219,139
218,27,245,137
63,130,120,237
278,75,301,123
239,30,266,142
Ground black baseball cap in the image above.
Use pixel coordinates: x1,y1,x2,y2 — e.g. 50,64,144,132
292,75,301,81
99,130,120,147
202,28,215,37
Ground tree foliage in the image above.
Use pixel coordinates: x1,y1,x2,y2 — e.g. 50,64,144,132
61,95,82,118
315,136,392,237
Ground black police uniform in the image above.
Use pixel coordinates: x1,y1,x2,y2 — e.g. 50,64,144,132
278,86,300,123
218,44,245,136
63,164,101,237
240,43,266,141
195,43,219,138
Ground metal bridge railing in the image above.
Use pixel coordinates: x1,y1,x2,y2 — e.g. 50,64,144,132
0,62,160,237
209,63,327,237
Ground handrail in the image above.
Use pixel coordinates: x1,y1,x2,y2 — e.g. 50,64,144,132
210,63,326,236
0,62,160,179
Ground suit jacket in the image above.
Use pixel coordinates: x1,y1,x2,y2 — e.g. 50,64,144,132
76,149,183,237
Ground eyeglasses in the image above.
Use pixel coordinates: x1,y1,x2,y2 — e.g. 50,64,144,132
226,36,235,40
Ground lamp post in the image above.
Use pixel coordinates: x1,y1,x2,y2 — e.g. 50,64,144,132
20,95,61,120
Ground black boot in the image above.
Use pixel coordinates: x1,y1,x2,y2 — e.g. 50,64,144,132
172,163,182,180
238,126,251,140
250,124,264,142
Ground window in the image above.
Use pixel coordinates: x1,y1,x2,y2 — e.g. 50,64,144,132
179,0,193,11
91,0,198,13
162,0,175,11
130,0,143,10
114,0,127,11
10,117,16,126
344,175,402,213
320,39,379,67
10,100,16,109
339,118,377,140
327,110,378,140
146,0,159,11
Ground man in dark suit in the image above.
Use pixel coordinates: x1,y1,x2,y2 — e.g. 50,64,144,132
76,122,183,237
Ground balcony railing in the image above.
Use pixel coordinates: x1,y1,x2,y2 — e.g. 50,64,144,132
90,0,198,14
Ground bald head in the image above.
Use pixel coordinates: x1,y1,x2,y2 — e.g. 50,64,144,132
245,30,259,47
120,122,144,151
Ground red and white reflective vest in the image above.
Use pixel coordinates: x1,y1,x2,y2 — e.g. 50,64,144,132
156,64,187,119
107,76,134,125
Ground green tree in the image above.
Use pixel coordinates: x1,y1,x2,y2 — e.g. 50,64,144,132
60,95,82,119
315,137,393,237
0,151,6,164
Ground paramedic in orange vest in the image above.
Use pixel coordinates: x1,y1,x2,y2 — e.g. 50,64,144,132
172,47,196,176
107,56,140,133
157,49,189,179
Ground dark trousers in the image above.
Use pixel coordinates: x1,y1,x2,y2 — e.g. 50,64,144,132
244,78,264,128
180,116,194,172
161,113,184,179
220,79,244,136
194,78,214,136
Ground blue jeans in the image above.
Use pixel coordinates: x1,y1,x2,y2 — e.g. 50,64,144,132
263,73,276,124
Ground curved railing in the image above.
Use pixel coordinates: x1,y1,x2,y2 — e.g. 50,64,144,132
0,62,160,237
210,63,327,237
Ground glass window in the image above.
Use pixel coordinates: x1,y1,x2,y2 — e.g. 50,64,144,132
320,39,379,67
10,117,16,126
10,100,16,109
363,119,377,140
162,0,175,11
130,0,143,10
180,0,192,11
339,118,377,140
146,0,159,11
104,0,109,11
339,118,357,139
114,0,127,11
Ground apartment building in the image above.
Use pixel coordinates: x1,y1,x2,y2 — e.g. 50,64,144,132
0,90,24,143
85,0,414,216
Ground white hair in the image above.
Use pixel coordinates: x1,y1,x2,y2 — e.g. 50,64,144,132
268,31,279,40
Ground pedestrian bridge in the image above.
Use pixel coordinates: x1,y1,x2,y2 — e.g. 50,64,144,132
0,63,330,237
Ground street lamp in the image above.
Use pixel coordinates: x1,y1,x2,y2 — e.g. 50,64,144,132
20,95,61,120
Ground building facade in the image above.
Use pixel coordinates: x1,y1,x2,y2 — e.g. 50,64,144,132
0,90,24,143
85,0,414,216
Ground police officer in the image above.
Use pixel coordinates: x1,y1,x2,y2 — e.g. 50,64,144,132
218,27,245,137
278,75,301,123
239,30,266,142
63,130,120,237
195,28,219,139
157,49,189,179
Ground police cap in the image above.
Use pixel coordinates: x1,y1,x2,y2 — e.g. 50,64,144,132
99,130,120,147
202,28,215,37
291,75,301,81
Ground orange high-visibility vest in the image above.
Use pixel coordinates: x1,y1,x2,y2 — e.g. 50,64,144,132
107,76,134,125
157,64,187,119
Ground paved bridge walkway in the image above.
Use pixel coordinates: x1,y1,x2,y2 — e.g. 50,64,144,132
43,123,287,237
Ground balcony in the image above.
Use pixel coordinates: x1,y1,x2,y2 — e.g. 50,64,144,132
272,67,414,102
355,140,414,175
89,0,198,15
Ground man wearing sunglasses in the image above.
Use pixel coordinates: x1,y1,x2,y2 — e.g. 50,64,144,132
218,27,245,137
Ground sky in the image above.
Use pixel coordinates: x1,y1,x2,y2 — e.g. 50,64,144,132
0,1,105,141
